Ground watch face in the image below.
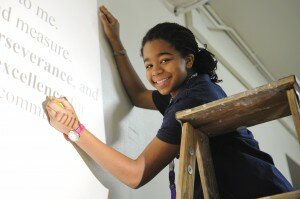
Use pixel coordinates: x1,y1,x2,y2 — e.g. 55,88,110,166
68,131,79,142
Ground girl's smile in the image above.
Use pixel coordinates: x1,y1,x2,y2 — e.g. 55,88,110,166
154,76,171,89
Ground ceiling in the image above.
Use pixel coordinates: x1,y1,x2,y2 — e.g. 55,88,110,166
209,0,300,80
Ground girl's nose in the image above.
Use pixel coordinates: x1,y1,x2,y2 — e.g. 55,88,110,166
152,65,163,76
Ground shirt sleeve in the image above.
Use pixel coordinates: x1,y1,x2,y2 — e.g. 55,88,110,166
156,96,204,145
152,90,171,115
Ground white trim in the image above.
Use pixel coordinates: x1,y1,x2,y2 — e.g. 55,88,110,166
161,0,210,16
202,5,275,82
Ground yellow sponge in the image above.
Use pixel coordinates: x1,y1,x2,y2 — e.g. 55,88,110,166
48,96,64,108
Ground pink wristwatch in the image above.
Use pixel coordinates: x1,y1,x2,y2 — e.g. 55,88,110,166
68,123,85,142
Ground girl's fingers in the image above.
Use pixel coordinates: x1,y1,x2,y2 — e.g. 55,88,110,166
71,118,79,129
68,117,77,129
46,96,78,125
65,116,73,126
99,6,117,24
98,5,120,42
55,112,65,122
46,106,56,118
60,114,68,123
99,11,109,25
99,9,111,28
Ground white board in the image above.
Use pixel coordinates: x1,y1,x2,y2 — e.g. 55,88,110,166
0,0,108,198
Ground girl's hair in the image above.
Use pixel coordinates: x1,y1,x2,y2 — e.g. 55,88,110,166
141,22,222,83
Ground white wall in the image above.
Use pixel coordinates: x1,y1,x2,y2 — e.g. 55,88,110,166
0,0,108,198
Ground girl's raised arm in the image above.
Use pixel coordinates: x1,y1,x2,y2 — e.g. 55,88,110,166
99,6,156,110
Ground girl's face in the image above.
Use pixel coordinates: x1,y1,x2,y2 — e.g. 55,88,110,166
142,39,193,97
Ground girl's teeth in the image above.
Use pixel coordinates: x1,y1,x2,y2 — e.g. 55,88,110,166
157,78,168,83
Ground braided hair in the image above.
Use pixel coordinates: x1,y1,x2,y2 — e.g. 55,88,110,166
140,22,222,83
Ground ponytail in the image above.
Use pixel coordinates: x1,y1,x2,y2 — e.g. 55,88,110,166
192,45,222,83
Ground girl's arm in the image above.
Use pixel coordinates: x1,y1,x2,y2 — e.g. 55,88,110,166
76,129,179,188
46,98,179,188
99,6,156,110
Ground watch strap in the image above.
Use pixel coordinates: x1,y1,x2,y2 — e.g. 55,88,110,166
75,123,85,135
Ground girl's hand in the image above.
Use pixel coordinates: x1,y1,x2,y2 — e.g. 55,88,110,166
99,5,120,43
45,97,79,135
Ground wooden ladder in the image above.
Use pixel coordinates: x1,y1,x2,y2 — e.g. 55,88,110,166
175,75,300,199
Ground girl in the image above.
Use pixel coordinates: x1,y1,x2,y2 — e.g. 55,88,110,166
46,6,294,198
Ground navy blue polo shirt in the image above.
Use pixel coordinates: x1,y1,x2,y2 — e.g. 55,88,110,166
152,74,294,198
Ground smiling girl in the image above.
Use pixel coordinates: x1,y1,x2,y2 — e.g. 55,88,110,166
45,6,294,198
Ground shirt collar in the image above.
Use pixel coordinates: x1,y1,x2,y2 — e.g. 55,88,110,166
169,73,211,104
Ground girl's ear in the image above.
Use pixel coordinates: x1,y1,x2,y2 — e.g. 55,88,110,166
185,54,194,69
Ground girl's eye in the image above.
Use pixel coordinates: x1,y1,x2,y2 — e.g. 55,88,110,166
161,59,170,64
145,64,153,70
